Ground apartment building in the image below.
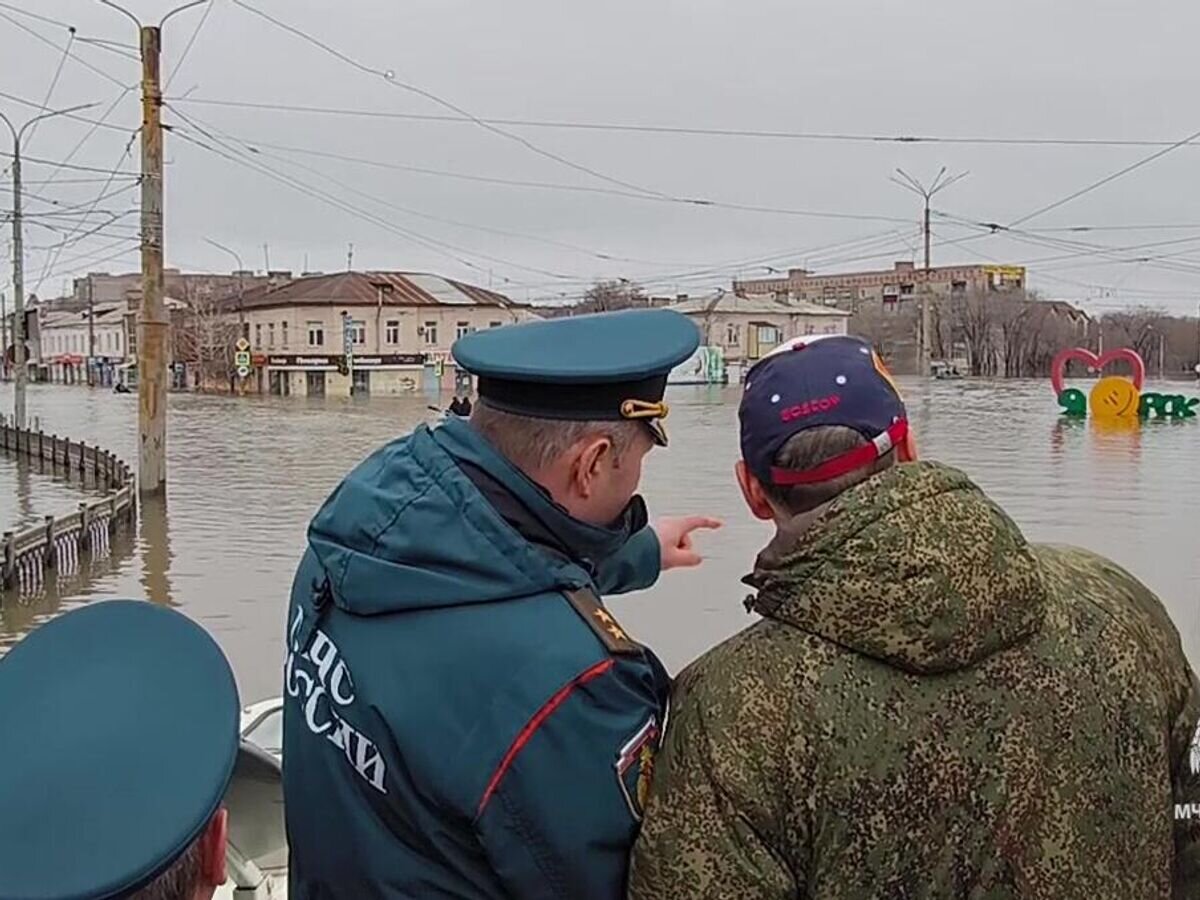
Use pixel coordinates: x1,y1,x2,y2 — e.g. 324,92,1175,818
228,271,534,397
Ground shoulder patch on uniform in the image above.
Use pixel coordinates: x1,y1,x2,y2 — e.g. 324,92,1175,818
616,715,659,821
564,588,641,655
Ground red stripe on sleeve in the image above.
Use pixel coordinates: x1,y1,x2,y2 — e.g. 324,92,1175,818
476,657,615,816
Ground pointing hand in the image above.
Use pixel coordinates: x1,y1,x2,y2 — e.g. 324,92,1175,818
654,516,723,571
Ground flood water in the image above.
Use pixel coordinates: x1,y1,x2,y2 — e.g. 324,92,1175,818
2,378,1199,703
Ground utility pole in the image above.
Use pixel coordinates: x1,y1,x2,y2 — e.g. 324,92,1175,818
0,291,7,382
892,167,968,377
1,102,96,428
139,22,167,493
100,0,208,493
87,277,96,386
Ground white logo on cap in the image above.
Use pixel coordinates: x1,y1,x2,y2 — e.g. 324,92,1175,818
1190,720,1200,775
760,333,843,362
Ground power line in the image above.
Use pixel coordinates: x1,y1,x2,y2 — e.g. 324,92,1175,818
0,9,129,89
20,25,76,153
166,0,214,89
170,120,584,283
0,87,133,134
227,0,684,203
172,125,913,224
0,147,138,176
33,127,140,292
1008,124,1200,227
168,96,1200,150
173,108,707,269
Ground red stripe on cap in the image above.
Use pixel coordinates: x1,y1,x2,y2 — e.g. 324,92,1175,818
770,419,908,486
476,657,614,817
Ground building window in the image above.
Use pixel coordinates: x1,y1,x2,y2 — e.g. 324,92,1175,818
423,322,437,345
268,323,275,349
255,323,263,349
951,280,967,295
351,320,366,346
281,321,288,348
488,321,502,329
804,322,816,335
307,321,324,347
385,320,400,344
725,323,741,346
823,323,840,335
456,321,471,340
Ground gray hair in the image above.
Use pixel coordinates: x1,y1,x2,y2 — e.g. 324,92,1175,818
469,400,645,473
125,832,203,900
762,425,896,514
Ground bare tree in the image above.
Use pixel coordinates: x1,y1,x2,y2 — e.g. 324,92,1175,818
582,279,648,313
171,281,238,392
951,289,999,376
1101,307,1170,371
850,300,917,371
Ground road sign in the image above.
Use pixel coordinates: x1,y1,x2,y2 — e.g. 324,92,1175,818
237,365,250,378
234,351,251,367
235,337,250,352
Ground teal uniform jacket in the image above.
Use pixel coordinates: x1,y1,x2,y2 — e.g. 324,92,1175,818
282,416,670,899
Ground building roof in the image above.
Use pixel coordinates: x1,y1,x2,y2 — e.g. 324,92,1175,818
40,301,128,330
220,271,518,312
668,291,849,318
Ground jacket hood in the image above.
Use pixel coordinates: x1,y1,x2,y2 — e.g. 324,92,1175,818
746,462,1046,674
305,418,635,615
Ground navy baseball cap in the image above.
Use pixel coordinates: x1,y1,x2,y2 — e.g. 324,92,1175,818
739,334,907,486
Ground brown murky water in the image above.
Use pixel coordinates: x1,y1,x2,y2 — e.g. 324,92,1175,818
3,378,1199,702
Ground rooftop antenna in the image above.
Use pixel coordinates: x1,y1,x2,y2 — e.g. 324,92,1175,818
347,243,354,272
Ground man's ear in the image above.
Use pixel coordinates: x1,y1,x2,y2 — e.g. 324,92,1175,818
735,460,776,521
198,807,228,891
571,436,613,499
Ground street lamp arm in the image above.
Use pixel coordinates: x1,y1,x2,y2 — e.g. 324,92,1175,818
96,0,142,29
161,0,210,28
0,112,15,145
204,237,244,271
16,103,103,141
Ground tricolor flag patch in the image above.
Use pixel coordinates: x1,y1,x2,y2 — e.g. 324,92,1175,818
616,715,659,822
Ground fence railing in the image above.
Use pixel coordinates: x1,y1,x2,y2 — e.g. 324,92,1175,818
1,420,137,593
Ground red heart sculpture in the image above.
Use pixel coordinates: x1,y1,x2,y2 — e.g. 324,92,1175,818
1051,347,1145,395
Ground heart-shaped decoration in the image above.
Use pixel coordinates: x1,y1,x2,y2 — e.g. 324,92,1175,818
1050,347,1145,395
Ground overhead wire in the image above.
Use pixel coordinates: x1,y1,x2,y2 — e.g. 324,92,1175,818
172,125,912,224
168,96,1200,150
1007,124,1200,228
166,0,214,89
33,127,141,292
174,108,711,269
168,114,585,283
0,9,129,89
19,24,76,153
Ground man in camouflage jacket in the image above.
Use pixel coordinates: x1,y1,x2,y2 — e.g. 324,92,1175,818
629,335,1200,899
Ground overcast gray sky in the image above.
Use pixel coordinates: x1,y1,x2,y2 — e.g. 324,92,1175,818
3,0,1200,313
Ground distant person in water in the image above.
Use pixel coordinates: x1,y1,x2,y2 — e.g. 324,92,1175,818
448,392,472,416
283,310,721,898
631,333,1200,900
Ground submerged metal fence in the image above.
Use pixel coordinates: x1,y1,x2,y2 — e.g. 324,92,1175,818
1,419,136,593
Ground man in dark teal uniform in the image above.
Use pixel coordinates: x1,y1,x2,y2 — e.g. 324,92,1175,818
0,600,240,899
282,309,720,898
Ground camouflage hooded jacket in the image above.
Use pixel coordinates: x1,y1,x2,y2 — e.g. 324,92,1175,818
629,462,1200,900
